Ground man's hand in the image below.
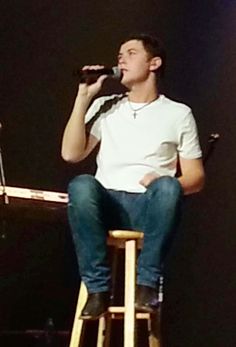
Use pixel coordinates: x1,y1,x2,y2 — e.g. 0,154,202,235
61,65,106,163
78,65,108,101
139,171,160,187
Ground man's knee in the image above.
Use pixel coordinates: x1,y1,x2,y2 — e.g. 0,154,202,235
68,174,99,204
147,176,183,200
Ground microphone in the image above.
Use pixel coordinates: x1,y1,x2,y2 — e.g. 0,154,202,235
74,66,122,83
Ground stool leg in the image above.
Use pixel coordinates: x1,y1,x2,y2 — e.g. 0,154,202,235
69,282,87,347
97,315,112,347
104,316,112,347
98,246,119,347
97,316,106,347
147,310,162,347
124,239,136,347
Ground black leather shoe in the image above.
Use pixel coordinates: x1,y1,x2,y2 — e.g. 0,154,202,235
80,291,110,320
135,285,159,313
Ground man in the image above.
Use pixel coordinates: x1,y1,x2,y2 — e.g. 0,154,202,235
61,33,205,320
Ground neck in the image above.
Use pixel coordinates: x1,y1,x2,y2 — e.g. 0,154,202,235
127,81,159,103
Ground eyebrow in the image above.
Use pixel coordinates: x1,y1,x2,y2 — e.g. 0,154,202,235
118,48,137,57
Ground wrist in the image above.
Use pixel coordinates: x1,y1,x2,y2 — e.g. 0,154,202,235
75,92,92,107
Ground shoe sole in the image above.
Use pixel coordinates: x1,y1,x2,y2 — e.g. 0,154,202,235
79,311,108,320
135,303,159,314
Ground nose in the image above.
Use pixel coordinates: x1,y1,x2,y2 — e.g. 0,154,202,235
118,54,126,67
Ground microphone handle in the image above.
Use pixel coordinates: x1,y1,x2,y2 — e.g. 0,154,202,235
80,68,113,76
74,67,121,84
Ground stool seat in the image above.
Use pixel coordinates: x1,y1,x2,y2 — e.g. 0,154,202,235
108,230,144,239
108,230,144,248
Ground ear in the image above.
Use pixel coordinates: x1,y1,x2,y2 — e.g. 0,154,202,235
149,57,162,72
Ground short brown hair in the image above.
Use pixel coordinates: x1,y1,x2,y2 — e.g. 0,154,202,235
121,33,166,79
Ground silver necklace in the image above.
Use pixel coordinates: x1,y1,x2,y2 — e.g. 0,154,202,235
128,97,158,119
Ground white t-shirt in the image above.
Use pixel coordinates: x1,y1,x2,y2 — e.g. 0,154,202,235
85,94,202,193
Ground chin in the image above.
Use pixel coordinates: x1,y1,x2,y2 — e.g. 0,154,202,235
120,77,133,89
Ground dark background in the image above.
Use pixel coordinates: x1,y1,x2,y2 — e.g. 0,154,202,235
0,1,236,346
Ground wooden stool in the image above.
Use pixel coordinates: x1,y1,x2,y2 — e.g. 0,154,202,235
69,230,162,347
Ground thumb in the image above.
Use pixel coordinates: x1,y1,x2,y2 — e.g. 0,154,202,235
96,74,108,86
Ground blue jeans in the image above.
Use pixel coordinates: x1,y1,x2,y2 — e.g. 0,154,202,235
68,174,183,293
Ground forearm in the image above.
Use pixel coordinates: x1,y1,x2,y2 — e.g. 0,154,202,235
61,94,92,162
61,70,108,162
178,172,205,195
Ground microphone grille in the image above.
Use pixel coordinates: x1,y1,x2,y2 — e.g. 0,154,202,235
112,66,122,79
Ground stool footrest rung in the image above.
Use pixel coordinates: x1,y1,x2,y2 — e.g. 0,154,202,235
108,306,153,319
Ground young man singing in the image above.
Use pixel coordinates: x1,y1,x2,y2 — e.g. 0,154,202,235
61,33,205,319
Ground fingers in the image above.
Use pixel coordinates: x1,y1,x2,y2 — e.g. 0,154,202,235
77,74,108,100
79,65,108,86
96,74,108,84
81,65,105,71
139,172,160,187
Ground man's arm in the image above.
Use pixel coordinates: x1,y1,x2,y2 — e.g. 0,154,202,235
139,157,205,194
61,66,107,163
178,157,205,195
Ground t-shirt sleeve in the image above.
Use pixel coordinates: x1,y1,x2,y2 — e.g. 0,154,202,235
177,110,202,159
